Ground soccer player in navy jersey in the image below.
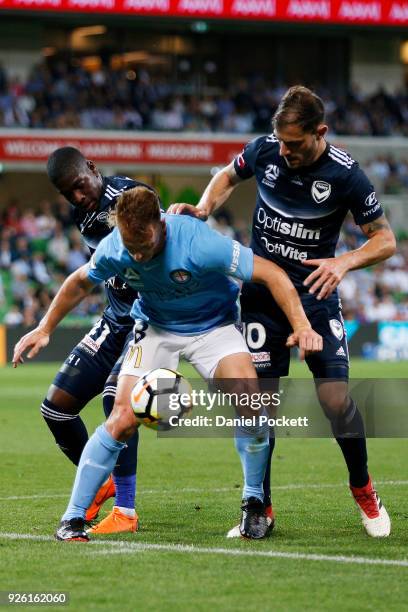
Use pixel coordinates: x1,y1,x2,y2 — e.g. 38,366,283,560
15,146,155,534
170,86,396,538
13,185,322,541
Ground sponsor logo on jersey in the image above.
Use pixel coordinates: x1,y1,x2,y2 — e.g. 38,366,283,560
80,335,101,354
230,241,241,273
257,207,321,241
106,276,129,290
338,1,381,21
261,237,308,260
231,0,276,17
122,268,144,289
362,202,381,217
265,164,280,182
336,346,346,357
124,268,141,281
170,269,192,283
330,318,344,341
80,211,97,232
365,191,378,207
251,351,271,363
311,180,332,204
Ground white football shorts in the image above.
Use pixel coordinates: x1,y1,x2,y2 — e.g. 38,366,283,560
119,322,249,380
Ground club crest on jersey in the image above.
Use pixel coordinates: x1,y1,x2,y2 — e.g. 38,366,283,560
311,180,331,204
96,211,110,224
330,319,344,341
170,269,191,284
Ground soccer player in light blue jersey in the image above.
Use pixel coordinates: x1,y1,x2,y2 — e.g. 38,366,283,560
13,186,322,541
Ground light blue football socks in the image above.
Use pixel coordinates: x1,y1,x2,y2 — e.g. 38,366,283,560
235,423,270,502
62,424,126,521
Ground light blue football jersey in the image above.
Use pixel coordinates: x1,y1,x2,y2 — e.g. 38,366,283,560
87,214,254,335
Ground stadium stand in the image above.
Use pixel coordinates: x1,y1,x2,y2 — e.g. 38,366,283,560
1,195,407,326
1,59,408,136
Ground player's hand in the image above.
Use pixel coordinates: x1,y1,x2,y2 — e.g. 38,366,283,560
167,203,208,221
12,328,50,368
302,256,350,300
286,327,323,360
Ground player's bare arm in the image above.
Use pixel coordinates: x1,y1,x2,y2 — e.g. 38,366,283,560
303,214,396,301
12,264,95,367
168,161,242,219
252,255,323,359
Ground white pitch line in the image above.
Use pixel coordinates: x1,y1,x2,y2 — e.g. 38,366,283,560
0,532,407,568
0,493,70,501
0,480,407,502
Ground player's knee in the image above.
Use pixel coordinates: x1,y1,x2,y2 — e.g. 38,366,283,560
106,399,137,441
45,385,84,415
319,394,349,419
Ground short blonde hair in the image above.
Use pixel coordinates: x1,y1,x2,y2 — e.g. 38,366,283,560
108,186,160,241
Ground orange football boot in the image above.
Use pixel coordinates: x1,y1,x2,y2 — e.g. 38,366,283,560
85,475,116,522
87,506,139,535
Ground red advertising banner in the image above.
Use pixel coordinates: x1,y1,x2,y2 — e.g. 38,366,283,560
0,0,407,26
0,132,246,166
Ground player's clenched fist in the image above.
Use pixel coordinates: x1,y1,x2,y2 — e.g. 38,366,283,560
167,203,208,220
285,328,323,361
12,328,50,367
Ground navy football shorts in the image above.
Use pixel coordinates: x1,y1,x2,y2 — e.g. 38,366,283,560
241,293,349,380
53,314,134,406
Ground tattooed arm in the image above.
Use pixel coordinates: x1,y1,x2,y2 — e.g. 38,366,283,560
303,214,396,300
355,214,397,267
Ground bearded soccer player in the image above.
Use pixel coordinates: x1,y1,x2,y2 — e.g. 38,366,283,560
13,186,322,541
170,86,396,538
16,146,156,534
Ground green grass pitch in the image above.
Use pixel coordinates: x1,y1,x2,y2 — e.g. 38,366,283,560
0,360,407,611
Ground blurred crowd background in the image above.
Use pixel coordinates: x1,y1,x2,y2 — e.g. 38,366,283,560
1,191,407,327
1,59,408,137
1,59,407,326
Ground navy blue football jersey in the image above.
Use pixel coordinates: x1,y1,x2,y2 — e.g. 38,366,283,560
72,175,154,330
234,135,384,294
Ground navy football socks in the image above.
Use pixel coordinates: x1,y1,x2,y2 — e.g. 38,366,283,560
331,399,369,488
262,434,275,504
41,399,88,466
